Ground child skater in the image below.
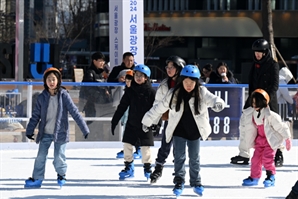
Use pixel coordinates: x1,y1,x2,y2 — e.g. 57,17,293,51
24,67,90,188
241,89,291,187
111,64,157,181
150,55,186,184
142,65,225,197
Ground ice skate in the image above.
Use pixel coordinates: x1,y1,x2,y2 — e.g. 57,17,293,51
275,149,283,167
173,182,184,198
173,177,184,198
143,163,152,181
57,174,66,188
150,164,163,184
263,170,275,188
133,149,142,159
242,176,259,186
193,185,204,196
286,190,298,199
119,161,134,180
24,177,42,188
116,150,124,158
230,155,249,165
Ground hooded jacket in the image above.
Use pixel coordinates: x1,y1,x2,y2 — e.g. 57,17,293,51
107,63,135,82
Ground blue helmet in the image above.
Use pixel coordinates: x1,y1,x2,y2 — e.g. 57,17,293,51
180,65,201,79
133,64,151,78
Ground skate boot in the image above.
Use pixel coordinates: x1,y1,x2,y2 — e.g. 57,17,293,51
193,185,204,196
150,164,164,184
57,174,66,188
242,176,259,186
143,163,152,181
24,177,42,188
173,177,184,197
116,150,124,158
133,148,142,159
230,155,249,165
119,161,134,180
263,170,275,188
275,149,283,167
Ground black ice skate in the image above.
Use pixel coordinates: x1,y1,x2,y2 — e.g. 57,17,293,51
275,149,283,167
150,164,163,184
230,155,249,165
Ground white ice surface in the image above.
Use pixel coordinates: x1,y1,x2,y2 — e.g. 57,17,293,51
1,140,298,199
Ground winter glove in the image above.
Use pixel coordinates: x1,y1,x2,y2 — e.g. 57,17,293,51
26,134,34,140
150,124,161,136
142,124,150,133
84,133,89,139
286,138,292,151
212,102,223,112
111,123,117,136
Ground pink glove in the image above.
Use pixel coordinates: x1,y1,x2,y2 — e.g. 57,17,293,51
286,139,292,151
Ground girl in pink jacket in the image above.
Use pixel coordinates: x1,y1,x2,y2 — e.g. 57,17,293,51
242,89,291,187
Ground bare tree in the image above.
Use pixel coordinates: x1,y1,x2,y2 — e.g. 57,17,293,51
261,0,277,60
144,29,184,64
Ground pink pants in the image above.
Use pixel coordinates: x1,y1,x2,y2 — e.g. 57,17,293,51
250,124,276,179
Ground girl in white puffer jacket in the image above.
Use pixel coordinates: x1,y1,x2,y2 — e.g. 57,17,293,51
241,89,291,188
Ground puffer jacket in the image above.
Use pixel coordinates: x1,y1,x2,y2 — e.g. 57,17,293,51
239,107,291,151
142,86,225,142
277,75,293,105
26,88,90,144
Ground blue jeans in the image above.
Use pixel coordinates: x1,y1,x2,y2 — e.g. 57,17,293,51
173,136,201,187
32,134,67,180
156,121,173,165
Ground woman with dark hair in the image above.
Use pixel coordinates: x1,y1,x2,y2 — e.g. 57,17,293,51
209,62,237,84
24,67,89,188
142,65,225,197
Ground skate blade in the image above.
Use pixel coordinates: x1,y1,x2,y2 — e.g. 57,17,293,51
24,185,41,189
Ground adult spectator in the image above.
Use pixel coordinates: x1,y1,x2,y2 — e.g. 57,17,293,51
199,64,217,84
107,52,135,82
208,62,237,84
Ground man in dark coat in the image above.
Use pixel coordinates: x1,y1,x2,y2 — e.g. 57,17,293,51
107,52,135,82
231,39,282,166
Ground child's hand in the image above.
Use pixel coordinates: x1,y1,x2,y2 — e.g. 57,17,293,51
286,139,292,151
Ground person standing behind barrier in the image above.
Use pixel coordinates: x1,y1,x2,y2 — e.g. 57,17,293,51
199,63,217,84
208,62,237,84
241,89,291,187
24,67,90,189
111,64,157,181
107,52,135,82
142,65,225,197
79,52,111,121
150,55,186,184
230,39,280,166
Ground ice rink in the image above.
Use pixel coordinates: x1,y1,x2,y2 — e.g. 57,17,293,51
1,140,297,199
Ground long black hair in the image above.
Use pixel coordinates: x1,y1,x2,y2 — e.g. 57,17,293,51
169,76,201,115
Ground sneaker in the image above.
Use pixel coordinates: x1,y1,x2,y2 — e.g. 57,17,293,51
242,176,259,186
116,150,124,158
24,177,42,188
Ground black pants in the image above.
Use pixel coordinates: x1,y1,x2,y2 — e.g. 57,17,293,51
155,121,173,164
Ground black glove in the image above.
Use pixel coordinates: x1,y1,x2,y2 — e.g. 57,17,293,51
26,134,34,140
111,123,117,135
151,124,161,136
84,133,89,139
